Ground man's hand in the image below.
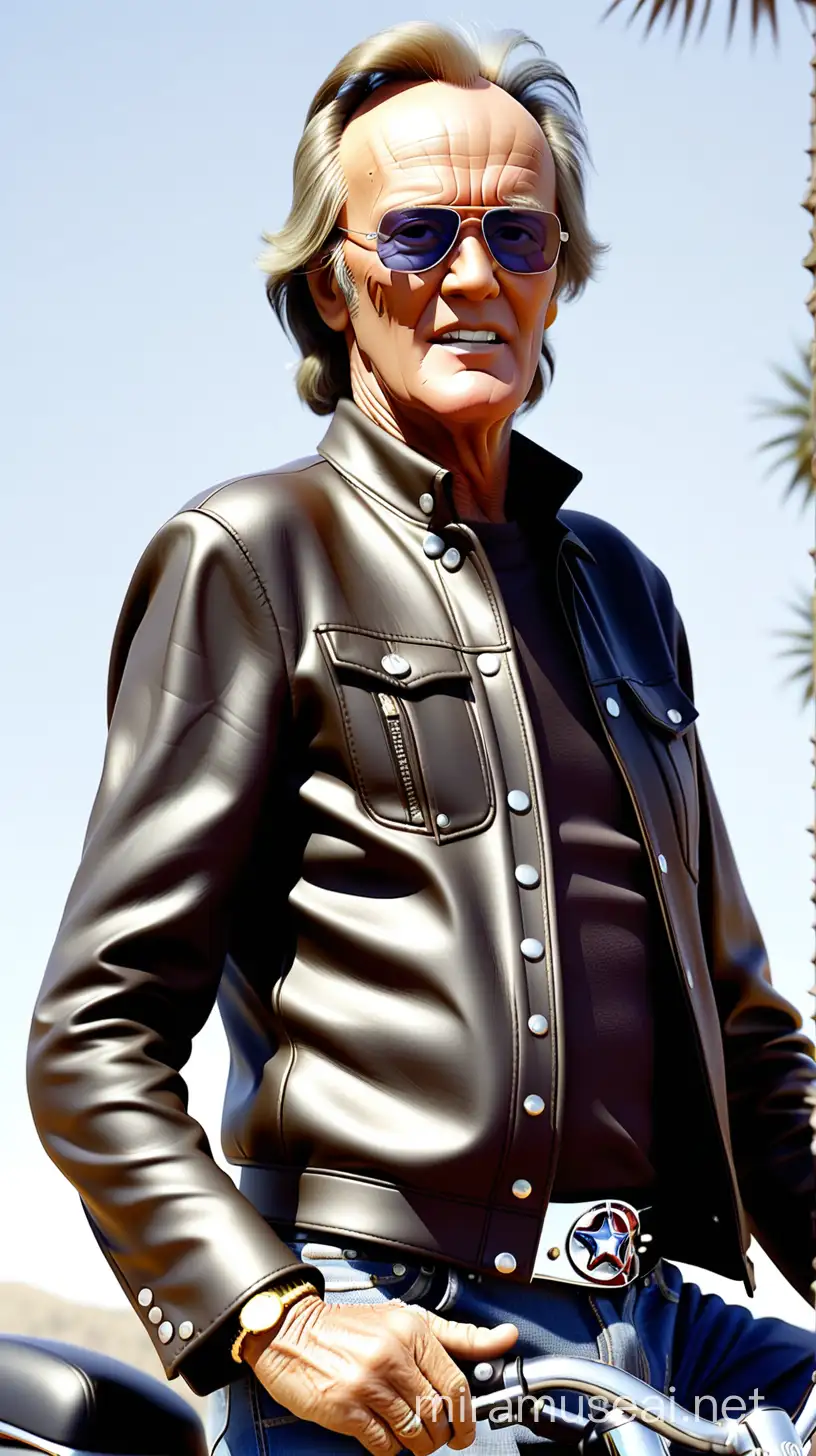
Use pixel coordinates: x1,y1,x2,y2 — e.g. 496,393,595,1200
243,1292,519,1454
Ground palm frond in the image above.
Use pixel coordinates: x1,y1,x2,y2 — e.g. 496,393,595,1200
754,345,814,507
774,592,815,705
603,0,785,40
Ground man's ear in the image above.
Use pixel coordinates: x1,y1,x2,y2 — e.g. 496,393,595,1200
544,298,558,330
306,253,350,334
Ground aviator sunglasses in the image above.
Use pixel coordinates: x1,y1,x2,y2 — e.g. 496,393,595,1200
336,205,568,276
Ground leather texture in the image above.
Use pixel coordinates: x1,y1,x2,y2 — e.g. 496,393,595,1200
0,1336,206,1454
27,400,816,1395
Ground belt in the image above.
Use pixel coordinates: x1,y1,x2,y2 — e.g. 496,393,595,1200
532,1196,659,1289
240,1168,659,1291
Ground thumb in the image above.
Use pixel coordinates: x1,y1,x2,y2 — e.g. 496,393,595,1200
425,1311,519,1358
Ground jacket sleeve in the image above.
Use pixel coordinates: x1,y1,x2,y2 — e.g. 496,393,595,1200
675,614,816,1303
26,506,323,1395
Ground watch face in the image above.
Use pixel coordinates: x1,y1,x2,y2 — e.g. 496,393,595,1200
242,1290,284,1333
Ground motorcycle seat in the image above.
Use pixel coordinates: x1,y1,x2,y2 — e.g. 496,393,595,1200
0,1335,207,1455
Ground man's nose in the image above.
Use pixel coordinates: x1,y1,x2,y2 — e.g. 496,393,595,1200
441,232,500,300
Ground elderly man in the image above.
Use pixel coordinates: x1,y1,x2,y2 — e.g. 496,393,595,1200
28,21,816,1456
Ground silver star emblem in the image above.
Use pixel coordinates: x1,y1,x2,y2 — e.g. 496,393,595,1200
574,1214,631,1271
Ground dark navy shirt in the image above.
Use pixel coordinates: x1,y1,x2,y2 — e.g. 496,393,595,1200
469,516,661,1199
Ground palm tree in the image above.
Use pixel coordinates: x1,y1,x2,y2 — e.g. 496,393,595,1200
757,346,814,510
777,591,815,700
605,0,816,1305
756,346,815,700
605,0,792,40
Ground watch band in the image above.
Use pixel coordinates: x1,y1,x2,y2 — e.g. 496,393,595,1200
231,1280,318,1365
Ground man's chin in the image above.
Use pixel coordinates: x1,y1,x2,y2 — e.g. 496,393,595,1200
409,373,523,424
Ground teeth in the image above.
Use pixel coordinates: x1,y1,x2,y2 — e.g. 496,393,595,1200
439,330,499,343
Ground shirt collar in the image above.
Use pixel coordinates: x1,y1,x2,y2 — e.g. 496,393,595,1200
317,398,591,558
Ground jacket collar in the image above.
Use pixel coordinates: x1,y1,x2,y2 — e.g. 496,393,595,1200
317,398,591,558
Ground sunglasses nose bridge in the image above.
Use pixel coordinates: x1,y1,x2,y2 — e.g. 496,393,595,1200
442,217,501,284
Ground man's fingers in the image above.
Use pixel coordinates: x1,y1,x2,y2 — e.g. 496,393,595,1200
412,1322,476,1450
356,1407,404,1456
378,1306,476,1450
370,1309,462,1452
426,1309,519,1359
387,1361,465,1453
369,1388,439,1455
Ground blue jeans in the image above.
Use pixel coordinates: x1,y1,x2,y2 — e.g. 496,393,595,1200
207,1233,815,1454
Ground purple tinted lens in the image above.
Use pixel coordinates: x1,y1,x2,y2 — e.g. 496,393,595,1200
483,209,559,273
375,206,561,275
377,208,460,272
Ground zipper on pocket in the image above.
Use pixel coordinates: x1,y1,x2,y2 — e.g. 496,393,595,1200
377,694,426,827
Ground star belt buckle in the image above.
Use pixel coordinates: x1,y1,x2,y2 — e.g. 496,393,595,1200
566,1199,641,1287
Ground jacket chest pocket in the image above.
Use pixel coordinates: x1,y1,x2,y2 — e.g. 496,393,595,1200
317,627,494,840
622,677,701,882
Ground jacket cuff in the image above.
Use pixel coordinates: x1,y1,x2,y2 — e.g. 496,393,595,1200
82,1202,325,1396
170,1258,323,1395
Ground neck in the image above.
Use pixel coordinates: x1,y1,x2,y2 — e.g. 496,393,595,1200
349,363,513,524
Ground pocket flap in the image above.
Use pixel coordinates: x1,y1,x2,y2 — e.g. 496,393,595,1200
622,677,699,736
320,628,471,691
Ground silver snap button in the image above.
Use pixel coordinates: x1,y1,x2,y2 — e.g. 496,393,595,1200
419,493,434,514
157,1321,174,1345
436,812,451,829
667,708,683,725
473,1362,494,1383
528,1014,549,1037
520,937,544,962
515,863,540,889
137,1288,153,1308
441,547,461,571
148,1306,163,1325
523,1094,546,1116
605,696,621,718
381,653,411,678
392,1262,406,1277
494,1252,517,1274
476,652,501,677
422,533,446,560
512,1179,532,1200
507,789,531,814
658,854,668,874
178,1320,194,1340
343,1249,358,1259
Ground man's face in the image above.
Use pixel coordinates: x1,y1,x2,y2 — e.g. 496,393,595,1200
325,79,560,430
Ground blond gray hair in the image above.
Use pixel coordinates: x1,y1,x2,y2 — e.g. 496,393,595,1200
258,22,604,415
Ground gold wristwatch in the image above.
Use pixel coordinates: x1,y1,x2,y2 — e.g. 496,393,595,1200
231,1280,318,1364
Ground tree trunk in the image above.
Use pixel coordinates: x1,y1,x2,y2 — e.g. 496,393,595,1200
804,13,816,1313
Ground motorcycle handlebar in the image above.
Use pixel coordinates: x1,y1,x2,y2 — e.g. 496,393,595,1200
468,1355,816,1455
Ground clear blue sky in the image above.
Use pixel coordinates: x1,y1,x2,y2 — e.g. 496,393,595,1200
2,0,814,1325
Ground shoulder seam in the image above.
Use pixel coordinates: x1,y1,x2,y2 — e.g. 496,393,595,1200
193,504,294,698
183,457,321,515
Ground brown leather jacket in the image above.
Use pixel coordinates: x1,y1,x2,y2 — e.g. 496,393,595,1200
27,401,815,1395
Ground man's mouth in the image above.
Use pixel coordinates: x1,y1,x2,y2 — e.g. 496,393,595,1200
433,329,504,350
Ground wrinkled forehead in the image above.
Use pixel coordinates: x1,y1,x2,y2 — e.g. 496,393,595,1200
338,79,556,217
